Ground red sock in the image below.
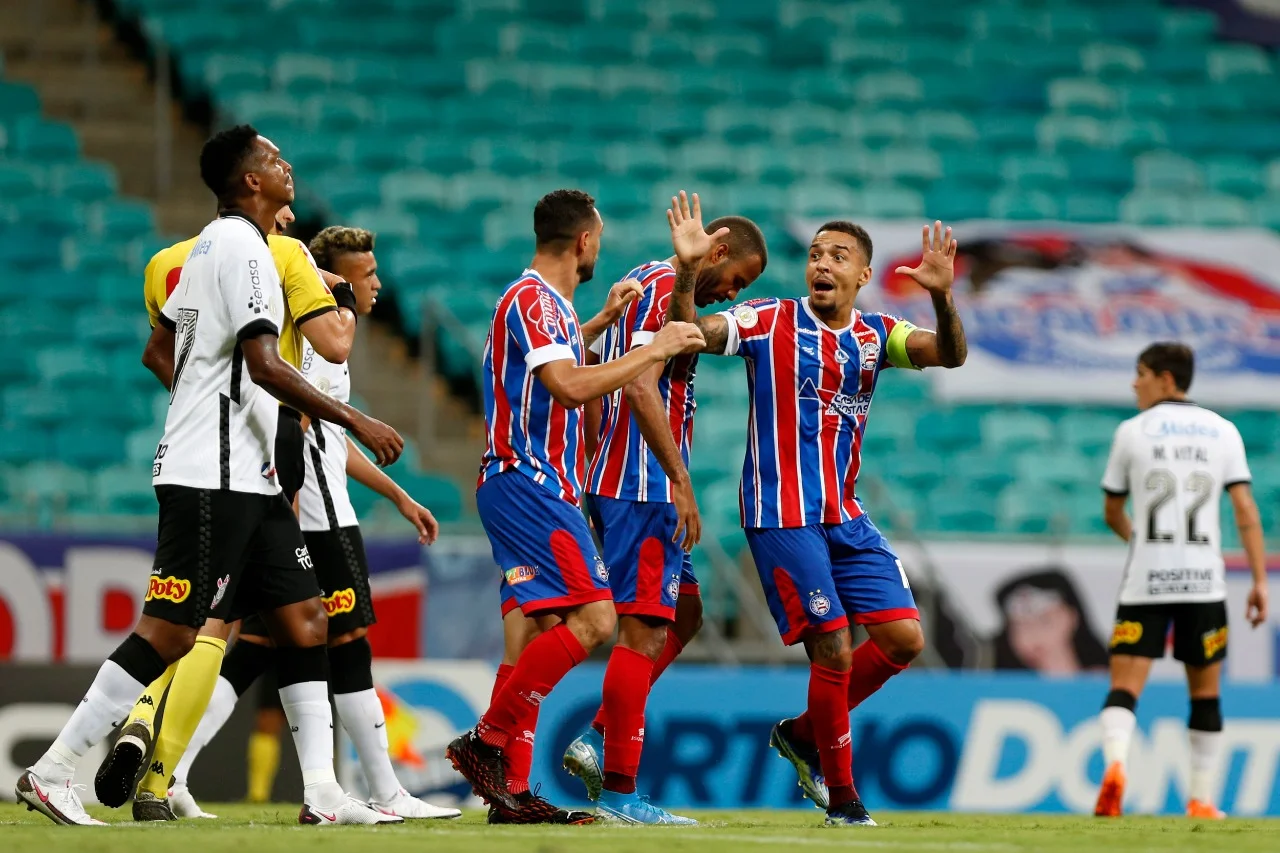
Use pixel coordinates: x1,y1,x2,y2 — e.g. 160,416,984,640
490,663,514,706
808,663,855,808
505,702,538,795
600,645,654,794
847,639,908,709
479,625,587,748
592,630,685,734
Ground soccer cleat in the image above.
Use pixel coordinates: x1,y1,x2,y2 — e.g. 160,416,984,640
487,785,595,825
131,791,176,822
445,729,518,811
1187,799,1226,820
1094,761,1125,817
370,787,462,820
95,719,152,808
168,784,217,819
596,790,698,825
770,718,829,809
562,727,605,802
16,770,107,826
298,796,405,826
825,799,877,826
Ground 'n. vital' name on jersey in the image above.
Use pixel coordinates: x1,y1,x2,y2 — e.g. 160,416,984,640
153,213,285,496
1102,401,1251,604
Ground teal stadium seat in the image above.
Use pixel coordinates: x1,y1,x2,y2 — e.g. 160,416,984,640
1206,44,1272,83
1134,151,1203,192
0,163,42,200
274,53,335,97
1063,192,1121,222
11,119,80,162
49,162,119,202
95,467,156,515
1120,191,1189,225
1189,195,1253,228
981,410,1054,454
989,190,1060,220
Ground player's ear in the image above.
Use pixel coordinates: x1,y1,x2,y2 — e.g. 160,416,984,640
712,242,730,264
576,229,590,256
859,265,874,287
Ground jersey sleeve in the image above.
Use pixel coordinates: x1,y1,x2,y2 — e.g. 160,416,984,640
507,284,576,369
280,240,337,327
143,251,163,328
1101,421,1132,496
716,297,781,357
882,314,924,370
221,235,280,341
628,279,668,349
1223,423,1252,488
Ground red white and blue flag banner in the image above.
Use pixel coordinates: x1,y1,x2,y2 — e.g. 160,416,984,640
793,220,1280,407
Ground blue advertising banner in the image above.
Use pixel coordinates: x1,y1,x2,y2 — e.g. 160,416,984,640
365,663,1280,816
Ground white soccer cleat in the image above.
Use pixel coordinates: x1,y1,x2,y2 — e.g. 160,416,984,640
16,770,107,826
369,787,462,820
298,795,406,826
168,784,217,819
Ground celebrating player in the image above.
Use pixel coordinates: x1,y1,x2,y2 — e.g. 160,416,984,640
664,192,967,826
445,189,705,818
144,226,460,821
560,218,767,822
16,126,403,827
1093,342,1269,820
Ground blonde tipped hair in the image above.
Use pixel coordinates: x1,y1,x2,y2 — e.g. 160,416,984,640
308,226,375,272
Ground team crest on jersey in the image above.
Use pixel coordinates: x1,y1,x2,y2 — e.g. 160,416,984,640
733,304,759,329
859,341,880,370
1110,620,1143,647
808,593,831,617
666,577,680,602
209,574,231,610
312,376,332,396
594,556,609,582
1202,626,1228,659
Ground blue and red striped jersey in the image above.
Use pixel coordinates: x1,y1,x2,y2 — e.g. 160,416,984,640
719,296,918,529
586,261,695,503
479,270,586,506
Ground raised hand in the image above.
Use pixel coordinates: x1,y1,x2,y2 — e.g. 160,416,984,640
667,190,729,266
651,321,706,359
894,221,958,296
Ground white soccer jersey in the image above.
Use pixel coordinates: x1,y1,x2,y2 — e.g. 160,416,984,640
1102,401,1251,604
297,337,358,531
153,213,285,496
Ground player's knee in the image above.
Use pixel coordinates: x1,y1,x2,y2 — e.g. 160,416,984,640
328,625,367,648
269,598,329,648
676,593,704,645
1189,696,1222,732
569,600,617,650
133,618,198,664
880,620,924,665
618,616,668,660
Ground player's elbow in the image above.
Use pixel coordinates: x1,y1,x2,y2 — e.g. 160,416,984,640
304,316,353,364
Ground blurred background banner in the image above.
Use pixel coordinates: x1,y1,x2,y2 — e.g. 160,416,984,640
0,533,427,662
793,220,1280,406
345,662,1280,816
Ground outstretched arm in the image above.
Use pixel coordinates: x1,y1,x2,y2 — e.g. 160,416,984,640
346,436,439,544
536,321,706,409
896,222,967,369
667,191,733,354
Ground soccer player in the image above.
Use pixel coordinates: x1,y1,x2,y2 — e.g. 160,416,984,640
16,126,403,827
109,153,362,818
664,192,967,826
445,189,705,816
161,226,460,821
559,217,768,822
1093,342,1268,820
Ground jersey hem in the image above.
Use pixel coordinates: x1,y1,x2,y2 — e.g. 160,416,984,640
296,305,337,327
236,318,280,342
525,343,576,369
1102,487,1129,497
1224,479,1252,489
1116,594,1228,606
157,313,177,332
150,478,281,497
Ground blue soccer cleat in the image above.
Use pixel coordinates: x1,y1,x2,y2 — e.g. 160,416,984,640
562,727,605,802
825,799,877,826
597,790,698,825
769,718,829,809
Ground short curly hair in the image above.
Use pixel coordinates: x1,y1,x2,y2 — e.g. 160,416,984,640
308,226,375,272
199,124,261,202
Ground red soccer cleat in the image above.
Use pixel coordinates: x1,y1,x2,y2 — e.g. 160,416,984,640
1094,761,1125,817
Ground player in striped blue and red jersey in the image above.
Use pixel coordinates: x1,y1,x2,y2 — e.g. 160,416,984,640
665,192,968,827
446,190,705,824
561,220,768,818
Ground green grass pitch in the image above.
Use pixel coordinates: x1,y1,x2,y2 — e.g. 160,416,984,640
2,803,1276,852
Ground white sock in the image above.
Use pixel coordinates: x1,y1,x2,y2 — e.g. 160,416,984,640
335,688,400,803
33,661,146,783
280,681,343,808
1189,728,1223,804
172,676,239,788
1100,706,1136,768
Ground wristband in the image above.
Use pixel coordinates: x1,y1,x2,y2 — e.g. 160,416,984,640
332,281,358,317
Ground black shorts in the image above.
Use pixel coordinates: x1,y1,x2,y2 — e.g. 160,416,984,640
146,485,320,629
241,526,374,639
275,407,305,503
1109,601,1229,666
310,525,376,637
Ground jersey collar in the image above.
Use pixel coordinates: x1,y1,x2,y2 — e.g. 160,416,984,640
800,296,856,334
218,208,269,244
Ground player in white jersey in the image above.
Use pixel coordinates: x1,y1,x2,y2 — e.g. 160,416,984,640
164,226,459,821
16,126,404,827
1093,342,1269,820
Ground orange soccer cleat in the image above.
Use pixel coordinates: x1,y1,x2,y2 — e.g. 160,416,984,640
1186,799,1226,820
1094,761,1126,817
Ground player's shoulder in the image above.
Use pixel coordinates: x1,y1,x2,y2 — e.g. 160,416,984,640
629,260,676,287
150,236,199,268
267,233,306,261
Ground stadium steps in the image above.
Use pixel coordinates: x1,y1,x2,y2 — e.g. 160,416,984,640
0,0,211,237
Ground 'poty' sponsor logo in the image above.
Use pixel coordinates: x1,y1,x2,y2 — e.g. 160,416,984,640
146,576,191,603
1110,620,1143,647
322,588,356,616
